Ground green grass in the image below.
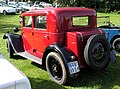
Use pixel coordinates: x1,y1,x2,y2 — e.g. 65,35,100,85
0,13,120,89
97,13,120,26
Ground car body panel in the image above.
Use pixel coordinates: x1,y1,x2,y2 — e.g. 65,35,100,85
103,29,120,42
0,54,31,89
8,2,22,13
19,8,105,68
10,7,103,68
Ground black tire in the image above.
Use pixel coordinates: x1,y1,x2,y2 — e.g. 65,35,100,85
112,38,120,53
3,10,7,15
84,34,110,70
6,39,14,58
19,10,22,14
46,52,68,85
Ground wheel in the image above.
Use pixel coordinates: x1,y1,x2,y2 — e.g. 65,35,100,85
19,10,22,14
84,34,110,70
3,10,7,15
6,39,14,58
112,38,120,53
46,52,68,85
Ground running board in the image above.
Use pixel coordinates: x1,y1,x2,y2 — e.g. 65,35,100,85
17,51,42,65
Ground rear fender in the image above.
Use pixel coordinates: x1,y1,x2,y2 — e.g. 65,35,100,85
43,43,80,78
3,33,24,53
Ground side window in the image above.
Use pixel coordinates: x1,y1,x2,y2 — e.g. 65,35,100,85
24,16,32,28
34,15,46,29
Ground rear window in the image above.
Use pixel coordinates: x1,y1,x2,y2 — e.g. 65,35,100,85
72,16,89,26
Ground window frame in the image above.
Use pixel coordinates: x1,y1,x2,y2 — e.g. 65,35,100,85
33,15,47,30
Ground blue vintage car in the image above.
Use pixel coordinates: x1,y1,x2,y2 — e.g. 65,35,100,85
98,16,120,53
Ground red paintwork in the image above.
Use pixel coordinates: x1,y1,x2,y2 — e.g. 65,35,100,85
21,7,104,68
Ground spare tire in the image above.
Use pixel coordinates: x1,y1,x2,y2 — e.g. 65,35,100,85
84,34,110,70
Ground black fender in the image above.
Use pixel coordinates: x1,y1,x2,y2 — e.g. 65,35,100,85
43,43,80,78
3,33,24,53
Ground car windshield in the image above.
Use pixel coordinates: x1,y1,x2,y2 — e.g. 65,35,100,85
9,3,16,5
19,2,27,6
2,4,8,7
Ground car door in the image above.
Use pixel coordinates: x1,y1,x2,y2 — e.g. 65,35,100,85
32,15,49,58
22,16,34,54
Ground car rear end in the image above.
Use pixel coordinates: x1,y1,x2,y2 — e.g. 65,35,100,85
66,29,109,69
59,8,111,70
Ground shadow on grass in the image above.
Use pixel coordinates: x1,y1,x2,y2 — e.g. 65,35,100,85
31,62,46,70
29,77,67,89
12,55,27,60
66,55,120,89
28,56,120,89
30,55,120,89
12,54,120,89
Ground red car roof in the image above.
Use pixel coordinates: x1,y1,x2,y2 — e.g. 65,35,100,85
22,7,96,16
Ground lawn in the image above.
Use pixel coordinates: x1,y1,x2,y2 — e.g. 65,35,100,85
0,13,120,89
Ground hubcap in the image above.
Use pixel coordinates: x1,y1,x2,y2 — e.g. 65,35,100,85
92,42,105,63
49,57,63,81
114,40,120,53
3,11,6,15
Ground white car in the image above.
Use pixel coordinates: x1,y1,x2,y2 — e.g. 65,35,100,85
18,2,32,12
0,54,31,89
0,3,16,15
8,2,22,13
30,5,43,11
41,3,53,8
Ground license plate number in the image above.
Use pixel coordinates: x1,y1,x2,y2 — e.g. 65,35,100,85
68,61,80,74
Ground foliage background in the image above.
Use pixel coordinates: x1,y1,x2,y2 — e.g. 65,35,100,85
33,0,120,13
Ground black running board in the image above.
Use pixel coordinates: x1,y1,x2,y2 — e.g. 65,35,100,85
17,51,42,64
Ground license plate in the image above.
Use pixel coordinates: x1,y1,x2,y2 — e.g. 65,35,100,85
68,61,80,74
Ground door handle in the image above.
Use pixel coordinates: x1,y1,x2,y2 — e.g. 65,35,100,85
32,32,34,35
44,35,49,39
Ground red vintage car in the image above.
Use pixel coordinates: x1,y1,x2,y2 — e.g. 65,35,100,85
4,7,111,85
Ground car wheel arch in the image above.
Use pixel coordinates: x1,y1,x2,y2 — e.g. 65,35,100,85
42,43,78,78
112,36,120,53
110,35,120,44
3,10,7,15
42,43,70,68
